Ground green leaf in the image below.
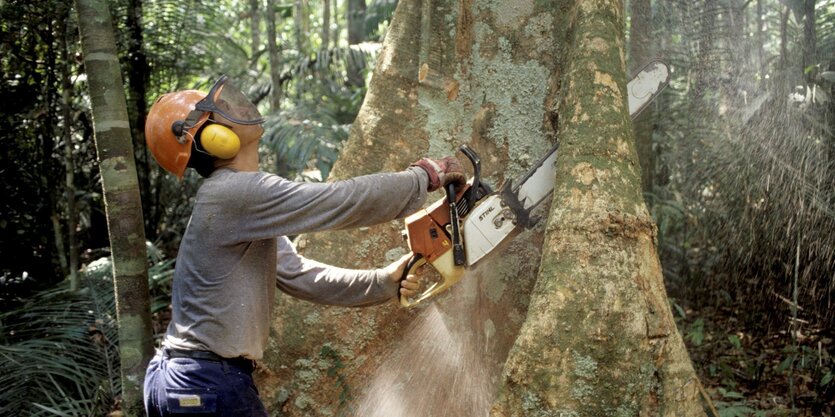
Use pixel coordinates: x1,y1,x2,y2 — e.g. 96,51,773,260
718,387,745,399
687,318,704,346
776,355,794,373
728,334,741,349
718,405,757,417
671,301,686,319
821,371,833,387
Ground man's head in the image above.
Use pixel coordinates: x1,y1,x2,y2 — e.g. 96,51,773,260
145,75,265,178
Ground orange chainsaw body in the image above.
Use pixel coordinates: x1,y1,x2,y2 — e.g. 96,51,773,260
403,184,470,262
400,184,471,307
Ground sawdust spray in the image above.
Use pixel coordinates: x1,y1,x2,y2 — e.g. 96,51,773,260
350,270,500,417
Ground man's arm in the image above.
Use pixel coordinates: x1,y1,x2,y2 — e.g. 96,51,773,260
274,236,398,307
233,168,429,242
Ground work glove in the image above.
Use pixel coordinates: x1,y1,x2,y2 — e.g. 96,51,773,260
411,156,466,192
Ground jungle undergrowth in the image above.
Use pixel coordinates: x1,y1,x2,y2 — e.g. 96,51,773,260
672,299,834,417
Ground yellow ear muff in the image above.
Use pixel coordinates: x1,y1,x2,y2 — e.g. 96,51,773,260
200,124,241,159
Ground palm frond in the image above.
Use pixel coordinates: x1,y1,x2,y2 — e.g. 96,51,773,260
260,44,378,181
0,247,174,416
261,105,349,181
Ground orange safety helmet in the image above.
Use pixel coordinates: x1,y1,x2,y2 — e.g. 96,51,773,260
145,75,265,178
145,90,208,178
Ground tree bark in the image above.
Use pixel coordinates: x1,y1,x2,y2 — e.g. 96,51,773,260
294,0,308,53
347,0,366,44
267,0,283,110
322,0,331,50
756,0,764,75
256,1,706,416
251,0,262,68
125,0,154,241
780,3,788,73
43,12,61,280
802,0,816,84
491,0,706,415
74,0,154,414
59,4,80,292
346,0,367,87
333,0,341,47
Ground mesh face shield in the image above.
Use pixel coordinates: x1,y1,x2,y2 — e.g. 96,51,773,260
180,75,264,135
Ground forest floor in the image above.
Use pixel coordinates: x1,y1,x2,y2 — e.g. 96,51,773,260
150,298,834,416
678,303,834,417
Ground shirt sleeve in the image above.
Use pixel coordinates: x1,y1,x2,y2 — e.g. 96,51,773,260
233,167,429,243
274,236,398,306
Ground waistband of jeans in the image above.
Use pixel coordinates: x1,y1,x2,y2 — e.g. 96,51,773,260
163,348,255,369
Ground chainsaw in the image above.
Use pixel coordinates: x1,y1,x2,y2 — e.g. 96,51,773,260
399,61,671,307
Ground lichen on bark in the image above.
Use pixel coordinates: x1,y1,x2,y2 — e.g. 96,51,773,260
490,0,706,416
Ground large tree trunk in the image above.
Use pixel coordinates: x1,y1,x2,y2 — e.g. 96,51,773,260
491,0,706,416
256,1,705,416
74,0,154,415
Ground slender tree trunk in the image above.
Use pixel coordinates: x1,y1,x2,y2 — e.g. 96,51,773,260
347,0,366,44
802,0,816,84
333,0,341,47
780,3,788,74
267,0,283,110
322,0,331,50
44,14,63,280
251,0,262,67
60,3,80,291
125,0,154,241
51,215,69,277
756,0,764,75
294,0,308,53
74,0,154,414
257,1,706,416
629,0,654,195
346,0,367,86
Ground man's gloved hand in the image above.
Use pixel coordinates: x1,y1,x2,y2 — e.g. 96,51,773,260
411,156,466,192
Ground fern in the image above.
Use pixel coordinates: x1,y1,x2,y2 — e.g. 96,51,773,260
0,269,119,416
262,45,377,181
0,249,174,416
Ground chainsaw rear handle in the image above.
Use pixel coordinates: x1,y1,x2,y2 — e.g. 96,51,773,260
399,253,423,283
398,252,466,308
399,182,465,308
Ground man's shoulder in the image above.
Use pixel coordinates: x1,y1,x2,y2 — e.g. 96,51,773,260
203,170,290,198
207,169,278,185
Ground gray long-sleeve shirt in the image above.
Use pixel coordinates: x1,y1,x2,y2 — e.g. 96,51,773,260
164,167,429,359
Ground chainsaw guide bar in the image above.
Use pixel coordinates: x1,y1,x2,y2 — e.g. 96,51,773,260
400,61,671,307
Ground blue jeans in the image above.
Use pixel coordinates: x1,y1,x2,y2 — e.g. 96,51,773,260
144,349,267,417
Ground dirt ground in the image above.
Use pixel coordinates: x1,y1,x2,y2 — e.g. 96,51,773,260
680,304,834,417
